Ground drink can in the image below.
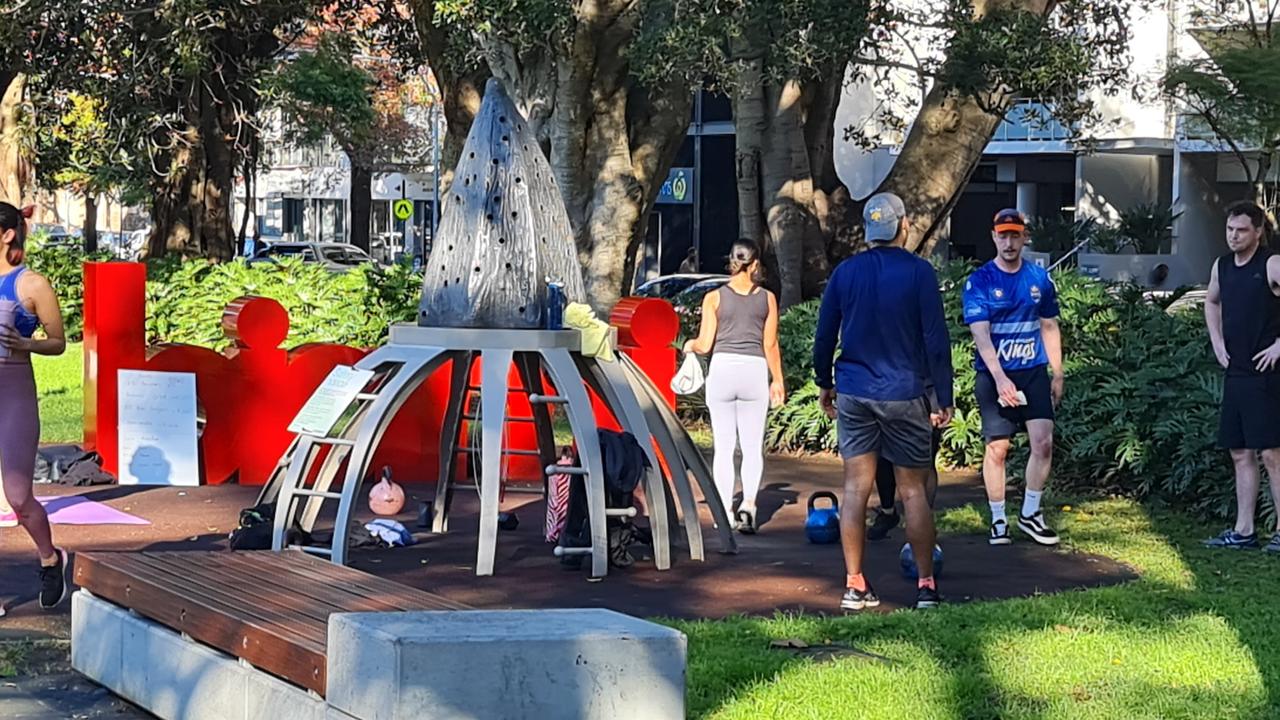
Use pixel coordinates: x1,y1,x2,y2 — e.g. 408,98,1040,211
546,282,564,330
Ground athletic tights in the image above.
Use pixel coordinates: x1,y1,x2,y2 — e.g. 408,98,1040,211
705,353,769,512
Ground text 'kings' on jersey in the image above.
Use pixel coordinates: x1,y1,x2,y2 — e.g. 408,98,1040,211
962,260,1060,372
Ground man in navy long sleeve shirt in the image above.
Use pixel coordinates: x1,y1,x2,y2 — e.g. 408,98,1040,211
813,192,954,612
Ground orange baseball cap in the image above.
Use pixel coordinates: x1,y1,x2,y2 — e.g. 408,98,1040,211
993,208,1027,233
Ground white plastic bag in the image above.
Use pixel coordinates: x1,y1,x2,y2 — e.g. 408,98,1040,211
671,352,705,395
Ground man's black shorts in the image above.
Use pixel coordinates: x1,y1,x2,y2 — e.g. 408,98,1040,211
1219,374,1280,450
975,366,1055,441
836,394,934,468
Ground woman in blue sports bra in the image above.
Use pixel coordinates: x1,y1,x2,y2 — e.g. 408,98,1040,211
0,201,70,610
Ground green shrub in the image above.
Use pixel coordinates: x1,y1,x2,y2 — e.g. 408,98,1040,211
764,260,1262,524
145,258,422,350
25,245,114,341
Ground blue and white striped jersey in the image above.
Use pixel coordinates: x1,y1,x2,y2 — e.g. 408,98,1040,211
961,261,1059,372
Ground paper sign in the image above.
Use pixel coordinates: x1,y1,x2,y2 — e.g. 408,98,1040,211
118,370,200,486
288,365,375,437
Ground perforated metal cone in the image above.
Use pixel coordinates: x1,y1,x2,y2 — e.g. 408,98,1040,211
418,79,586,328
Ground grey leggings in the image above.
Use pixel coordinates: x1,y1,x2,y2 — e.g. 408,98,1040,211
706,353,768,512
0,361,54,556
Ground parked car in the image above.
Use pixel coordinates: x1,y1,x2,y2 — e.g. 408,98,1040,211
251,242,378,271
635,273,729,300
31,224,78,248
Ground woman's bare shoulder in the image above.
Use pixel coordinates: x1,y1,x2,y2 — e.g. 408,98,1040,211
16,268,54,295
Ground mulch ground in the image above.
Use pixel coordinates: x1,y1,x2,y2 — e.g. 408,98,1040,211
0,453,1134,636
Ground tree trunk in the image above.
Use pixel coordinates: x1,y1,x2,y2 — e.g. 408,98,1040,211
760,80,825,307
0,72,30,205
483,4,693,312
83,194,98,253
734,67,832,305
411,2,492,193
820,0,1055,264
734,53,767,248
147,82,238,260
237,135,258,257
803,71,856,286
349,164,373,252
877,90,1007,255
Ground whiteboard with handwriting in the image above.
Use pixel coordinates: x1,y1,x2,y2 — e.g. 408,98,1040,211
117,370,200,486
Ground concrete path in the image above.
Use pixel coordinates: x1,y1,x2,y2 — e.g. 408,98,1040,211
0,671,151,719
0,640,150,719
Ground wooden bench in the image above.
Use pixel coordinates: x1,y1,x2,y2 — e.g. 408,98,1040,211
74,551,470,696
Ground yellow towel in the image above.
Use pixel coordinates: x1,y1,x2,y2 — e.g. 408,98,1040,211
564,302,615,362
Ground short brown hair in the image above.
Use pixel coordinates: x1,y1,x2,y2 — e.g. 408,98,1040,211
1226,200,1270,235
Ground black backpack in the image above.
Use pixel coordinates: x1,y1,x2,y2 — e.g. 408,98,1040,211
558,429,653,569
228,502,312,551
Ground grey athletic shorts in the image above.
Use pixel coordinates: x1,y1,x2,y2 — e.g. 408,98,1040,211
836,394,934,468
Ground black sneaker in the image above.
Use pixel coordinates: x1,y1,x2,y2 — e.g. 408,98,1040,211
1265,534,1280,554
989,519,1012,545
867,509,900,541
1204,529,1259,549
736,506,757,535
840,583,880,611
39,548,70,610
1017,512,1060,546
915,585,942,609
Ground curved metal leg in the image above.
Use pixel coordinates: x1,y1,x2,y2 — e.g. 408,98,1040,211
610,357,705,560
475,348,514,576
540,348,609,579
256,436,299,506
576,355,672,571
298,444,352,532
620,354,737,555
329,346,449,564
433,351,473,534
271,435,319,551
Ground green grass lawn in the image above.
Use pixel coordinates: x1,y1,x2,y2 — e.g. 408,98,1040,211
33,342,83,445
31,343,1280,717
673,498,1280,719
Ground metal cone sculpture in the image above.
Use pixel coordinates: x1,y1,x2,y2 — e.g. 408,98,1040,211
418,79,587,328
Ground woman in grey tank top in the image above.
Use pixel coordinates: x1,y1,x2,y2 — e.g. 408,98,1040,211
682,240,785,532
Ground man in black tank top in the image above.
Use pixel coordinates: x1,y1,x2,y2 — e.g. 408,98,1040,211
1204,201,1280,552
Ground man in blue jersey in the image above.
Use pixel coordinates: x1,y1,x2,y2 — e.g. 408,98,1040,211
814,192,954,611
963,209,1064,546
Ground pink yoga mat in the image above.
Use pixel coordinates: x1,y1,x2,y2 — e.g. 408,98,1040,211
35,496,150,525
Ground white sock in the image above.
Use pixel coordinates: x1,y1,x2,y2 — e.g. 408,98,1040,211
1022,490,1043,517
989,501,1007,525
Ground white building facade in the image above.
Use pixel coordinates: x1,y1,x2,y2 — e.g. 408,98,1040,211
835,0,1271,286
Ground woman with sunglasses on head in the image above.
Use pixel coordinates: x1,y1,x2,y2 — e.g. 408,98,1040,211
0,202,70,609
683,239,786,533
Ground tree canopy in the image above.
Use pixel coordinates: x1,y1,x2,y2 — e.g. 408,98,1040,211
1163,1,1280,217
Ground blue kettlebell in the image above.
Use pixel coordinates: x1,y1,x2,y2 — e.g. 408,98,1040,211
899,542,944,580
805,492,840,544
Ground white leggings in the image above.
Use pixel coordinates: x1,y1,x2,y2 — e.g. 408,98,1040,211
705,353,769,512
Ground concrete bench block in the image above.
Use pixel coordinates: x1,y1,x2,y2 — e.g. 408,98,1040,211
71,590,126,691
72,590,328,720
118,606,248,720
327,609,686,720
246,664,326,720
